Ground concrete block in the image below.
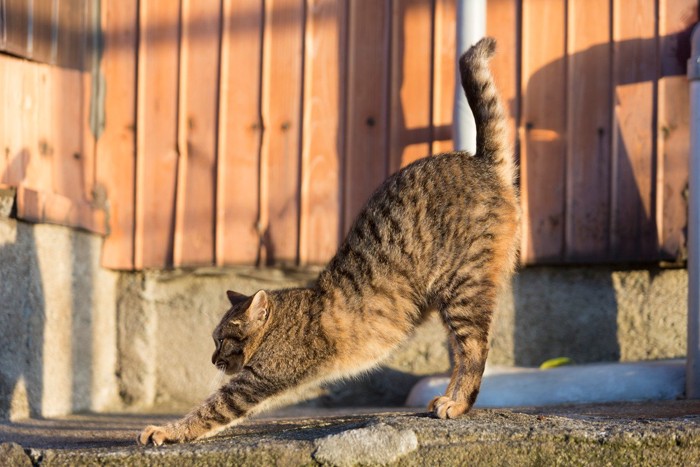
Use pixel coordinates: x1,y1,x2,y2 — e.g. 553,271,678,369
0,218,119,419
489,266,687,367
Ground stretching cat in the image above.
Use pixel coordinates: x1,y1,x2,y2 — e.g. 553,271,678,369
139,37,519,446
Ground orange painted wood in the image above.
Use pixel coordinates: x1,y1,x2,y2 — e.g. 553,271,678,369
4,0,30,57
0,57,5,183
56,0,85,70
299,0,345,265
656,0,697,261
81,0,101,208
16,186,106,234
174,0,222,266
565,0,612,261
98,0,138,269
14,60,56,220
0,56,29,187
611,0,657,261
32,0,57,63
260,0,305,265
216,0,264,266
389,0,434,171
25,62,54,206
431,0,455,154
135,0,180,269
486,0,519,161
342,0,391,232
520,0,567,264
50,68,85,205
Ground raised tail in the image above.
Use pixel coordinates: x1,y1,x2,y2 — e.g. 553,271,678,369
459,37,515,187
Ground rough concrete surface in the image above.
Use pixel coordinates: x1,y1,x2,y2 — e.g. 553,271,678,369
0,218,120,420
0,401,698,466
489,266,687,366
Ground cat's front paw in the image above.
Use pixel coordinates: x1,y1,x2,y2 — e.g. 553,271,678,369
138,424,182,446
428,396,468,419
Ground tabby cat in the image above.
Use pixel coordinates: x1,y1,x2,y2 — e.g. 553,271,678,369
139,37,519,446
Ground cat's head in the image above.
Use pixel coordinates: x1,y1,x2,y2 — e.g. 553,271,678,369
211,290,270,375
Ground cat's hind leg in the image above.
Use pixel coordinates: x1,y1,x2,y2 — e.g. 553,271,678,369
430,286,494,419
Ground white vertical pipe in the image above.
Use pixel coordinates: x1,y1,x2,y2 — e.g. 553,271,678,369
687,24,700,399
453,0,486,153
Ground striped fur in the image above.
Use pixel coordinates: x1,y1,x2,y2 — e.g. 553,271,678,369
138,37,520,446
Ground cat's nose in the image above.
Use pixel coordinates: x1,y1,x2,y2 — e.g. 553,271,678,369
211,352,218,365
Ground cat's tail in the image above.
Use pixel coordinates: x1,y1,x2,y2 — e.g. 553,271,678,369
459,37,515,187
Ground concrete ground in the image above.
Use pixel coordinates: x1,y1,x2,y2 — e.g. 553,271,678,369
1,401,698,466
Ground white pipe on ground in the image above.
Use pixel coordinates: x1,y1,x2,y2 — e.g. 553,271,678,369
453,0,486,153
687,24,700,399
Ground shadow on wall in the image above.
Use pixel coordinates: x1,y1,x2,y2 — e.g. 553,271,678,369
512,267,620,367
0,155,45,419
514,14,696,366
522,22,695,264
0,153,105,419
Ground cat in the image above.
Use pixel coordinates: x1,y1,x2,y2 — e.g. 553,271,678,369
138,37,519,446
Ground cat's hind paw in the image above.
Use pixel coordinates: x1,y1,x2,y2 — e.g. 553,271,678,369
138,425,180,446
428,396,468,419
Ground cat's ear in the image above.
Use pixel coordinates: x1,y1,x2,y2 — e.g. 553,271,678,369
226,290,248,306
246,290,269,329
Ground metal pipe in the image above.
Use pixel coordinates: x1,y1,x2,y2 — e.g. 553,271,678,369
453,0,486,153
687,24,700,399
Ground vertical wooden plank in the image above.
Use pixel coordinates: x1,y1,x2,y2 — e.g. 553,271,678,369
25,63,53,199
299,0,344,265
0,0,5,51
4,0,30,57
389,0,434,171
565,0,611,260
56,0,85,70
32,0,57,63
81,0,98,212
13,61,54,226
0,57,5,182
431,0,455,154
174,0,221,266
656,0,697,261
15,59,38,190
611,0,657,261
97,0,137,270
50,68,85,203
217,0,264,266
520,0,567,263
136,0,180,269
260,0,304,265
0,55,27,186
51,0,86,206
342,0,391,231
486,0,519,162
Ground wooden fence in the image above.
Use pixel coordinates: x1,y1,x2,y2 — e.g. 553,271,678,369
0,0,696,270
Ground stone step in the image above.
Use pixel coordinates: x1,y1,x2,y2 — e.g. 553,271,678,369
1,401,698,466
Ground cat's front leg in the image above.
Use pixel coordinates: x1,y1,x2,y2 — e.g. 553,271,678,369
137,398,231,446
138,368,269,446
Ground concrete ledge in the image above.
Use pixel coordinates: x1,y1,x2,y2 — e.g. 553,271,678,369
1,401,698,466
